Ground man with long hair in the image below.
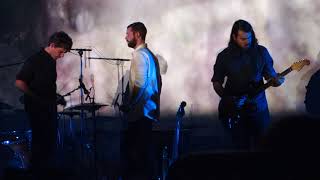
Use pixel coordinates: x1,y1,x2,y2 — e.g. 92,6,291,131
211,19,284,150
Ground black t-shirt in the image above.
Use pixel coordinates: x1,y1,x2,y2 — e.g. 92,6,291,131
16,48,57,110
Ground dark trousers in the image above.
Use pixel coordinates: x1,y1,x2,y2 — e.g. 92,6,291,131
27,106,58,179
122,117,153,180
223,108,271,150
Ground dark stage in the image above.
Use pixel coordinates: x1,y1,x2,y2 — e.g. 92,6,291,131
1,109,320,180
1,1,320,179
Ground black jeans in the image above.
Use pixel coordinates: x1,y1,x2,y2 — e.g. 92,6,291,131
223,108,271,150
122,117,153,180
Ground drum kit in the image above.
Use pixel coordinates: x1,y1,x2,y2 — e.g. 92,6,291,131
0,48,127,179
57,48,129,180
57,101,109,180
56,48,125,153
0,101,31,170
0,87,109,173
0,129,32,169
57,103,109,149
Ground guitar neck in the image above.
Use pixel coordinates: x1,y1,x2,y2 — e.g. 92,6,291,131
250,67,292,97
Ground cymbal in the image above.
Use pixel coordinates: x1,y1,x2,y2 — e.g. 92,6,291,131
58,110,81,117
66,103,109,111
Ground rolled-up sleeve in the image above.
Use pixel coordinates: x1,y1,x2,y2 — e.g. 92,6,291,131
211,53,225,84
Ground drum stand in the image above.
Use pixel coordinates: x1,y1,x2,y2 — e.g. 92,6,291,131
67,102,107,180
57,111,80,150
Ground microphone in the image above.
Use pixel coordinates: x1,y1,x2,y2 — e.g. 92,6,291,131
85,89,91,101
180,101,187,108
71,48,92,51
114,93,120,106
177,101,187,116
79,78,89,95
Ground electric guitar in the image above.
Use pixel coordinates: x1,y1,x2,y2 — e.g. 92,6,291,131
218,59,310,128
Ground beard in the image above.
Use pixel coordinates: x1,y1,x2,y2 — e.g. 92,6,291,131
127,39,137,48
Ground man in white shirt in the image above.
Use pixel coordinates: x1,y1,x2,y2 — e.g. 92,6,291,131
120,22,162,180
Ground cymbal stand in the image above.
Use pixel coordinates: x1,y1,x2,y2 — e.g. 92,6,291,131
58,86,81,149
86,57,129,180
62,79,84,136
90,101,98,180
72,49,95,178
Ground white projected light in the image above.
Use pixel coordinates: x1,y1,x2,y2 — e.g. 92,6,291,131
50,0,320,115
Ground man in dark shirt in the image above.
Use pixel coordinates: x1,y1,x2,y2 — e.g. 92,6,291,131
15,31,72,179
211,20,285,150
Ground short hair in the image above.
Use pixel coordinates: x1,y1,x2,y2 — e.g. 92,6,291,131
127,22,147,41
48,31,73,51
228,19,258,47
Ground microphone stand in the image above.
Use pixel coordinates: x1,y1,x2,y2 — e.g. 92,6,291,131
62,86,81,97
84,86,98,180
73,49,86,137
72,49,98,178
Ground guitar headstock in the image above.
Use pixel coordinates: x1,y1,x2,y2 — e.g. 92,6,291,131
291,59,310,71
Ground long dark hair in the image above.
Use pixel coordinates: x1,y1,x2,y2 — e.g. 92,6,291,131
228,19,258,48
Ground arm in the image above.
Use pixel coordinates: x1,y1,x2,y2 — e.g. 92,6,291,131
211,53,226,98
270,75,285,87
131,51,148,103
212,81,224,98
15,79,38,99
261,47,285,87
120,51,149,112
15,59,41,101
